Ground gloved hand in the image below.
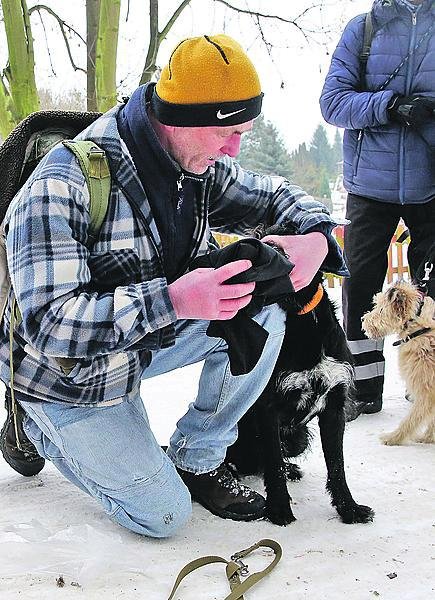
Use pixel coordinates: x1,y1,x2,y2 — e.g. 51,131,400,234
168,260,255,320
387,95,435,127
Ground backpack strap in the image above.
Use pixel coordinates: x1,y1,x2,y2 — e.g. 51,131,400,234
62,140,111,245
359,12,374,90
360,12,374,66
7,140,111,403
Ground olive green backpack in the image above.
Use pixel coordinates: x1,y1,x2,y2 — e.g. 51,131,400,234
0,111,111,442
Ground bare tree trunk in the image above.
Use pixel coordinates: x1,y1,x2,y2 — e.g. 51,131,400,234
95,0,121,112
0,77,17,140
139,0,192,85
0,0,39,136
86,0,100,111
140,0,159,85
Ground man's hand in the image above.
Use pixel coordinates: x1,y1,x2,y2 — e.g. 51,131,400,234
168,260,255,320
261,232,328,291
387,95,435,127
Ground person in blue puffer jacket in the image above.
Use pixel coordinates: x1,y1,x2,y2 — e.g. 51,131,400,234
320,0,435,419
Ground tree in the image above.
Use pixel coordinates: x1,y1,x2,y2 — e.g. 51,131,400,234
289,144,321,195
0,0,39,137
95,0,121,111
237,114,293,180
319,169,331,199
86,0,100,111
287,132,334,211
309,124,335,174
39,88,85,111
0,1,345,138
332,128,343,174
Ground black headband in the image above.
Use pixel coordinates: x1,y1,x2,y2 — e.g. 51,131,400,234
151,90,263,127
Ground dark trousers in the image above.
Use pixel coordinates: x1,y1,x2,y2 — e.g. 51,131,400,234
343,194,435,402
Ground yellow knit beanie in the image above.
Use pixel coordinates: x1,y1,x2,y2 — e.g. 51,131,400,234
151,34,263,127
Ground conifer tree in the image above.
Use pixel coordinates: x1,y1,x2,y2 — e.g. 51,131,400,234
310,124,335,174
332,128,343,167
237,115,293,180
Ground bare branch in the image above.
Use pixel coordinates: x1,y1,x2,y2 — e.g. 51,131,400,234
159,0,192,41
211,0,330,50
293,3,324,22
28,4,86,74
212,0,312,27
34,7,56,76
29,4,86,44
139,0,193,85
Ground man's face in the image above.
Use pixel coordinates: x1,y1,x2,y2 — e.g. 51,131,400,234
165,121,253,174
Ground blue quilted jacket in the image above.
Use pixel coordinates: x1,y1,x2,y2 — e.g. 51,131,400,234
320,0,435,204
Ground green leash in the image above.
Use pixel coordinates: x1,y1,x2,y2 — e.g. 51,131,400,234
167,538,282,600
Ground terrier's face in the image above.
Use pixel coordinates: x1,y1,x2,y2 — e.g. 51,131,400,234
362,281,422,338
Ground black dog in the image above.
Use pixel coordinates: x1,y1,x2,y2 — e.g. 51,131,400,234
225,224,374,526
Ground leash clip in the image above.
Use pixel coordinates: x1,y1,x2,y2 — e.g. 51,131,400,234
230,553,250,576
422,261,433,282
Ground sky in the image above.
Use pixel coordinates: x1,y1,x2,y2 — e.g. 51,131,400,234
0,0,373,151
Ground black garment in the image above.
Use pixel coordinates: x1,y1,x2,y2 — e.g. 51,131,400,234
191,238,294,375
343,193,435,402
117,85,204,282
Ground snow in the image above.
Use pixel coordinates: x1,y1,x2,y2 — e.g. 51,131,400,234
0,289,433,599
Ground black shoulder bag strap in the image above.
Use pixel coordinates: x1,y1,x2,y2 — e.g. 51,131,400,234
359,10,435,93
359,12,374,90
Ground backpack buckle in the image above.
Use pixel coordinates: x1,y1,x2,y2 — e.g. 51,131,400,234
88,147,110,179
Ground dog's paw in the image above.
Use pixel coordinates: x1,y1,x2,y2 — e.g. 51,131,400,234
338,503,374,524
381,432,405,446
415,434,435,444
266,502,297,526
284,462,303,481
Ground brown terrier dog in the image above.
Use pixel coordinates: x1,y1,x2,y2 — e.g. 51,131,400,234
362,280,435,445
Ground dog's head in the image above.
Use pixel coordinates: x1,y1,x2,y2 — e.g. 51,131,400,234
252,222,324,313
362,280,422,338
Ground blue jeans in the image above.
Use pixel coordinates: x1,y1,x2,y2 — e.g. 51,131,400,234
20,305,285,537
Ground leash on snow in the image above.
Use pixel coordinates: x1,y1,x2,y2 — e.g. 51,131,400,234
167,538,282,600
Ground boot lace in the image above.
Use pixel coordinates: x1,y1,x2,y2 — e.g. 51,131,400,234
210,465,255,498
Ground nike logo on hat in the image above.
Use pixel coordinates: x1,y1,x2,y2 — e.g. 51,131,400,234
216,108,247,119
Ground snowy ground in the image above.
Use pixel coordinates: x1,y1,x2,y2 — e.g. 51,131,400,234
0,289,433,600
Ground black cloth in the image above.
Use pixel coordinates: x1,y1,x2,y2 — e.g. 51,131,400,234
117,85,202,282
191,238,294,375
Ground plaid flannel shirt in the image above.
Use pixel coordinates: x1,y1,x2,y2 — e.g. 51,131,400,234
0,104,347,404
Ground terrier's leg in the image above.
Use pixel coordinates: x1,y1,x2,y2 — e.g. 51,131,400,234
415,413,435,444
381,396,432,445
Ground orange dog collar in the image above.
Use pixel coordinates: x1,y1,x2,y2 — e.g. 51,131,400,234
297,284,324,315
